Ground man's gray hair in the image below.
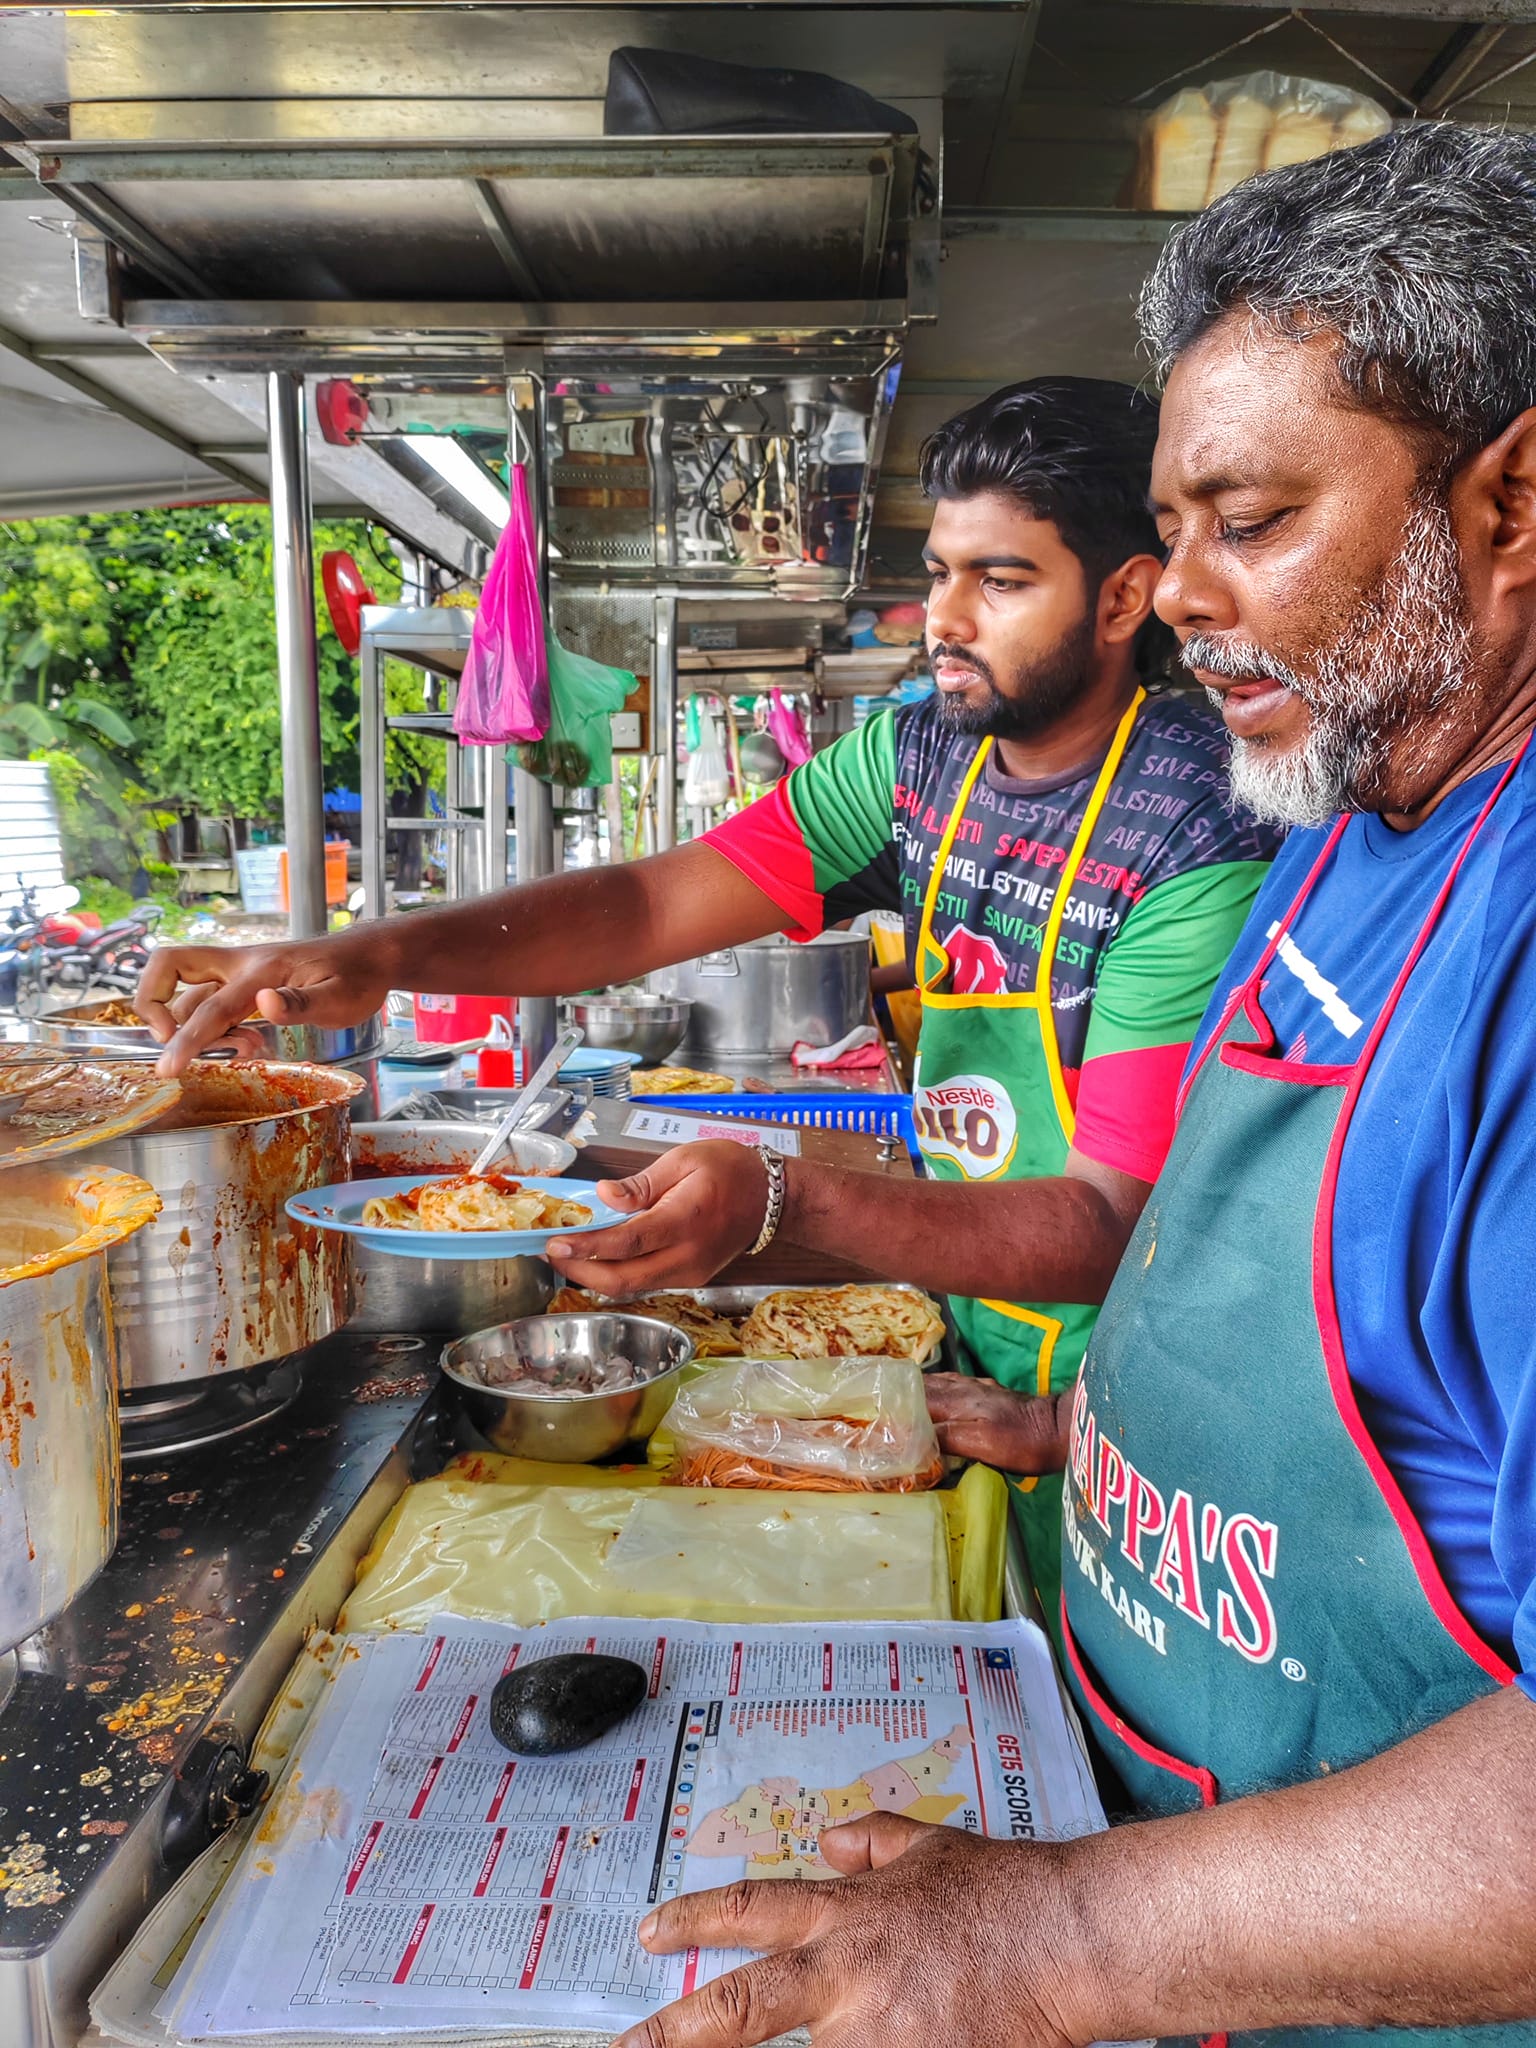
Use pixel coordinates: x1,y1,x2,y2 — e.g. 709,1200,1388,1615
1139,121,1536,463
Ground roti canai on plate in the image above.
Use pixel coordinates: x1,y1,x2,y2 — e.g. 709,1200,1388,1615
739,1284,945,1364
362,1175,592,1233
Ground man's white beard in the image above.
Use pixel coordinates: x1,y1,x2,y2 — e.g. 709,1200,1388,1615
1184,495,1475,828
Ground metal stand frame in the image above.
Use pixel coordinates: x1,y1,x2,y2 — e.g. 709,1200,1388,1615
507,347,558,1075
266,370,327,938
357,606,503,921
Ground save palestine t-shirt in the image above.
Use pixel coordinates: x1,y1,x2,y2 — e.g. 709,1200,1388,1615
705,692,1280,1183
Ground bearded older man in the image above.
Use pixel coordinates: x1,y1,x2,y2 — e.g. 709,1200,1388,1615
615,121,1536,2048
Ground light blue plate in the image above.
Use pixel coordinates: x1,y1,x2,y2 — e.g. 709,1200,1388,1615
560,1049,644,1073
286,1173,623,1261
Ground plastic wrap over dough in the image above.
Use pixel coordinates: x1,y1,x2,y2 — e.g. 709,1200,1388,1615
340,1474,952,1632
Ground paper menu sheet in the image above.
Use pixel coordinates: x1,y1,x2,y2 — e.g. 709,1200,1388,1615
164,1616,1104,2041
620,1108,802,1155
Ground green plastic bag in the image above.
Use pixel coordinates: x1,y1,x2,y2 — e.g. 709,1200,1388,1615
516,634,632,787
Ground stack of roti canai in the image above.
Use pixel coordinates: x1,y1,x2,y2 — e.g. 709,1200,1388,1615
549,1287,744,1358
632,1066,738,1094
741,1284,944,1363
549,1284,944,1363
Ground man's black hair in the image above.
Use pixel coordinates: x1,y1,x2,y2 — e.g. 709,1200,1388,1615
919,376,1172,677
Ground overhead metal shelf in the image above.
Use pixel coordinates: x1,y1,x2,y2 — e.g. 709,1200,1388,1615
19,131,927,327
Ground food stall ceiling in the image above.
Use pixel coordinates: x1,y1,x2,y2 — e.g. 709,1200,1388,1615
6,0,1536,556
0,8,1026,137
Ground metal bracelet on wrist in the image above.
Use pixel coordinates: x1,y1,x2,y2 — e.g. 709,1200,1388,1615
748,1145,787,1256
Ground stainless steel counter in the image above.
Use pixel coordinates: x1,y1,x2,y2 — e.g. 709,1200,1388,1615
0,1335,444,2048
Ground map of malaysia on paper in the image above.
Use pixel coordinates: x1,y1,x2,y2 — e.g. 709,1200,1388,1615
164,1616,1104,2040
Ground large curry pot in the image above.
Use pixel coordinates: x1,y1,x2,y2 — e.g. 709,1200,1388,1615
649,931,872,1057
0,1164,160,1654
91,1062,362,1392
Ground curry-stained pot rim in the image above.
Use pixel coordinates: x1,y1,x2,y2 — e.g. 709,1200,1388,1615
137,1059,365,1135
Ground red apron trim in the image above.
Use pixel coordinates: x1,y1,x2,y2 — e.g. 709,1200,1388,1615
1176,819,1350,1120
1059,1600,1218,1808
1219,1043,1357,1087
1219,982,1357,1086
1309,744,1530,1689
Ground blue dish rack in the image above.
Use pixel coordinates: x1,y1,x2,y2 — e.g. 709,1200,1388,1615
628,1089,922,1164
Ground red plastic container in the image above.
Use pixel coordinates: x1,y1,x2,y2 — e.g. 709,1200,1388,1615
411,993,516,1045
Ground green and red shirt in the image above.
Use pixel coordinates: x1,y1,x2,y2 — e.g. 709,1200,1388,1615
704,693,1281,1183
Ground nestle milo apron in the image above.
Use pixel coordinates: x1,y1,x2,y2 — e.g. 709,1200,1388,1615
913,690,1144,1626
1060,748,1533,2048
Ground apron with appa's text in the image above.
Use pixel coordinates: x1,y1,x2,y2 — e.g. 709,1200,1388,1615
1060,746,1534,2048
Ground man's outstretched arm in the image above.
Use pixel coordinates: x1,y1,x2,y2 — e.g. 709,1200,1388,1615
139,843,782,1074
549,1140,1151,1309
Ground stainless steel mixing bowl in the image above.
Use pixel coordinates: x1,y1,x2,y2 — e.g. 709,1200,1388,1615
567,992,692,1064
441,1313,693,1462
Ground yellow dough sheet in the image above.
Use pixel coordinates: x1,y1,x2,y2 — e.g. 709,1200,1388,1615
343,1452,1006,1633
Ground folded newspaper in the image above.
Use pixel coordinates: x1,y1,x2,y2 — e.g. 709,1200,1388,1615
157,1615,1104,2041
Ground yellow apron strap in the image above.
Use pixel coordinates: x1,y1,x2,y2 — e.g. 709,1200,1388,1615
916,738,993,994
1034,687,1146,1138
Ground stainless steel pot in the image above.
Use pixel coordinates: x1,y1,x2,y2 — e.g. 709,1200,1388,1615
649,932,872,1056
30,1002,384,1066
89,1062,362,1392
347,1123,574,1335
0,1164,160,1654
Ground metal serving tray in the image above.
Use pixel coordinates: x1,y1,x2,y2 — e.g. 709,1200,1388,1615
30,1002,385,1065
375,1085,574,1133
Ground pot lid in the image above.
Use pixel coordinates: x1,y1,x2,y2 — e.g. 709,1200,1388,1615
0,1049,181,1169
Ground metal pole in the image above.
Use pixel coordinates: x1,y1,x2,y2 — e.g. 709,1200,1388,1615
266,370,327,939
507,348,558,1074
653,591,678,853
359,615,386,920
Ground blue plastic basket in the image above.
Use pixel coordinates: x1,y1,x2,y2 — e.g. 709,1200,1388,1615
628,1089,921,1162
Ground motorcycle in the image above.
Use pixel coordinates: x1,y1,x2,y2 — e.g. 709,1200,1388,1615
0,879,90,1012
31,904,164,1005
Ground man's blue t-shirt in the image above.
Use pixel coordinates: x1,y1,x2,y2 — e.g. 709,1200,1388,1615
1190,747,1536,1702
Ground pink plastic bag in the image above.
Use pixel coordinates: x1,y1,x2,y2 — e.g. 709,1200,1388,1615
768,687,812,768
453,465,549,745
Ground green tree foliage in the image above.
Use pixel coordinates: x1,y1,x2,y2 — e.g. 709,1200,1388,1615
131,508,369,818
0,507,428,826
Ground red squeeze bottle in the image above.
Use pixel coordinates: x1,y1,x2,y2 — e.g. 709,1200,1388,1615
477,1012,518,1087
477,1044,517,1086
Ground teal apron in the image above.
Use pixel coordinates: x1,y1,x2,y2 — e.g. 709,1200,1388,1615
1061,749,1532,2048
912,691,1143,1628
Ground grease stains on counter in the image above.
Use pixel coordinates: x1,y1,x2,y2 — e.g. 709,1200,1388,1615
0,1330,436,1950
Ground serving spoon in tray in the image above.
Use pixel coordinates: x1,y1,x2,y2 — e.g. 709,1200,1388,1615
469,1024,584,1177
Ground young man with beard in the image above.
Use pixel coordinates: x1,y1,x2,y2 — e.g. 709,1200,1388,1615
141,378,1277,1621
605,122,1536,2048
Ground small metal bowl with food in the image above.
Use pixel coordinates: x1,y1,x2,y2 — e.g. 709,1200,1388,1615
442,1312,695,1461
285,1170,625,1260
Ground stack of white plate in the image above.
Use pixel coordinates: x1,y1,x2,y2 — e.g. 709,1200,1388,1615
559,1048,641,1101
